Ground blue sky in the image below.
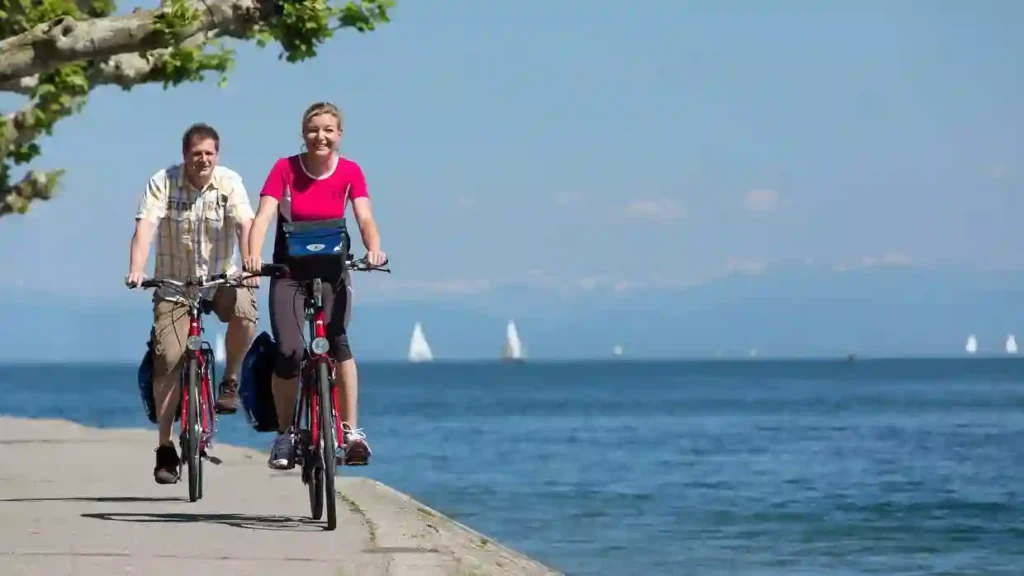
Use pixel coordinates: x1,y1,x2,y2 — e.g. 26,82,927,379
0,0,1020,304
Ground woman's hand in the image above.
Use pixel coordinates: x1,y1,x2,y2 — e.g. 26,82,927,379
366,250,387,267
242,255,263,287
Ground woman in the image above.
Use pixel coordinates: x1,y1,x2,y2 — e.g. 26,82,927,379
245,101,386,469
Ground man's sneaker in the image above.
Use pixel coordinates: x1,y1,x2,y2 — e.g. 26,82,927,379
342,423,371,466
154,445,180,484
214,378,240,414
268,430,296,470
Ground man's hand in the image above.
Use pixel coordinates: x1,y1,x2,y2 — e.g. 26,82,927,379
128,220,156,289
242,256,263,287
243,255,263,272
366,250,387,267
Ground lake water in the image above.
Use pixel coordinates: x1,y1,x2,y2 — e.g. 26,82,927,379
2,359,1024,575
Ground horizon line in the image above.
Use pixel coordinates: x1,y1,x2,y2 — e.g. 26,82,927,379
0,354,1020,366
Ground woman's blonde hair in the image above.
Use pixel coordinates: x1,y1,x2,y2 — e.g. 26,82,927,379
302,101,344,132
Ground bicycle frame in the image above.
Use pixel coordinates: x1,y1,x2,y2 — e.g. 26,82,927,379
178,295,218,456
293,278,343,465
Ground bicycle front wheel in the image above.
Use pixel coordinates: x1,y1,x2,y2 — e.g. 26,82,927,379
304,386,324,520
319,362,337,531
186,357,202,502
307,454,324,520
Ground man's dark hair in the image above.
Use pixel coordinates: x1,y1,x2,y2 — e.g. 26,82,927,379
181,123,220,153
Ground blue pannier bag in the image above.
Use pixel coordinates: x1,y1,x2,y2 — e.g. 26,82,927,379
137,340,158,424
240,330,279,432
137,338,181,424
281,217,350,281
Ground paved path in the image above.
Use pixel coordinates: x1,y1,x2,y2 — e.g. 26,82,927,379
0,417,562,576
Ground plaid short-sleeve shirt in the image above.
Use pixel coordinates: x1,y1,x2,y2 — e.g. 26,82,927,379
136,164,255,302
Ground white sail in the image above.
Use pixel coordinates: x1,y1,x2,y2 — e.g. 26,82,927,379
502,320,525,361
965,334,978,354
215,331,226,364
1006,334,1018,355
612,345,624,357
408,322,434,363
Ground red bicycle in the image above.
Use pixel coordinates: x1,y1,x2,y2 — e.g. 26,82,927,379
133,273,252,502
256,254,388,530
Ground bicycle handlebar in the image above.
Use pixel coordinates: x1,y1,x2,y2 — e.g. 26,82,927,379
130,272,253,304
253,255,391,279
136,273,240,291
347,254,390,273
130,254,390,292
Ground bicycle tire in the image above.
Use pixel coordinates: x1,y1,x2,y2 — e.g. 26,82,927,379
187,357,202,502
298,383,324,520
197,361,214,501
307,458,324,520
319,362,337,531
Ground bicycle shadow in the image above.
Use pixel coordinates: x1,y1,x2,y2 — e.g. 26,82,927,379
82,511,325,532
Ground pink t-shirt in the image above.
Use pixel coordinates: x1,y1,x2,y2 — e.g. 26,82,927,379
259,154,368,220
259,154,369,262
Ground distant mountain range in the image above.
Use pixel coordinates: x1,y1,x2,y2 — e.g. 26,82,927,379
3,264,1024,362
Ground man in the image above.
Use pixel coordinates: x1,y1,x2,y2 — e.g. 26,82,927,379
125,123,257,484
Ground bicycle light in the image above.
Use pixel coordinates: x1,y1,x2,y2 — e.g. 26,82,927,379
311,337,330,355
186,336,202,351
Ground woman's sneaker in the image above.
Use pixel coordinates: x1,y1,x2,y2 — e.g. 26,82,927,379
342,423,371,466
268,429,296,470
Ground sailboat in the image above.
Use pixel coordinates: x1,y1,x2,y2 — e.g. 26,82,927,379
965,334,978,355
408,322,434,363
612,345,624,357
1006,334,1018,355
215,331,226,365
502,320,526,363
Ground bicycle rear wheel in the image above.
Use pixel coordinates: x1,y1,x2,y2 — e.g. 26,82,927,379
186,357,202,502
319,362,337,531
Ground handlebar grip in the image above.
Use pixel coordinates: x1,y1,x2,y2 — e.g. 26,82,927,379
348,256,388,267
259,263,290,277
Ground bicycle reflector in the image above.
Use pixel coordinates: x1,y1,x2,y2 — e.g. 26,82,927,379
186,336,203,351
311,337,330,355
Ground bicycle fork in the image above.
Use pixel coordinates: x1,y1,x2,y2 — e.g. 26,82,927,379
180,315,216,454
296,301,344,469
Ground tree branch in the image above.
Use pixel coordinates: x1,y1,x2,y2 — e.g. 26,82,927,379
1,104,43,152
0,31,219,95
0,0,258,85
0,0,396,220
0,169,64,216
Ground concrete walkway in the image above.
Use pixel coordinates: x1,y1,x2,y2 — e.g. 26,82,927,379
0,417,562,576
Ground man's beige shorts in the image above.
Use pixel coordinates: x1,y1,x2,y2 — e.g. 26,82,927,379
151,287,257,375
